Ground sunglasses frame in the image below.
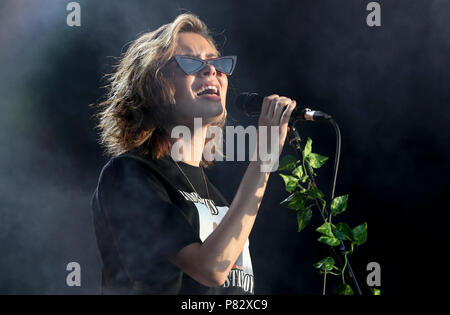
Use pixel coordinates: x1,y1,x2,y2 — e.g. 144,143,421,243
172,55,237,76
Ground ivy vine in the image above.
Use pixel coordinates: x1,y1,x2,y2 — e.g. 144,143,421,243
278,137,373,295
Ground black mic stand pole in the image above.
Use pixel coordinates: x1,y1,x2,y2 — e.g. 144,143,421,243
287,120,363,295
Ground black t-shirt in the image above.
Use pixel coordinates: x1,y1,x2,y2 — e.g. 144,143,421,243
91,149,255,295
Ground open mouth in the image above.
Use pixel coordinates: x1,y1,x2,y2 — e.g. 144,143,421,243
196,85,220,97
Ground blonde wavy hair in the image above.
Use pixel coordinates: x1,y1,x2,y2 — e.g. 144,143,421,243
95,13,226,167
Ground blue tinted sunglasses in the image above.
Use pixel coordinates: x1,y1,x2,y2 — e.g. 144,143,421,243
171,55,237,76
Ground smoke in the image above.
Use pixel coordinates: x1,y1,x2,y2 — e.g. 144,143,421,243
0,0,239,295
0,0,448,294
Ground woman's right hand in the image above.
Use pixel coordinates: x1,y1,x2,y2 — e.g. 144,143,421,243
256,94,297,171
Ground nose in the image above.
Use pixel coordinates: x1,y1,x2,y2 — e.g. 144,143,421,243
200,63,217,77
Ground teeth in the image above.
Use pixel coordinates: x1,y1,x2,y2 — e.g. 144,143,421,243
197,85,218,95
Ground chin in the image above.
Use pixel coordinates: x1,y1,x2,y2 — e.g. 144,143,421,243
195,100,224,119
204,106,226,125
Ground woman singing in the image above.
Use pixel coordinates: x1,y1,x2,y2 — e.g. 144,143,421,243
91,13,296,294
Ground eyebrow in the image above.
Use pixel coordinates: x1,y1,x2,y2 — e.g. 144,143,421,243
184,52,220,58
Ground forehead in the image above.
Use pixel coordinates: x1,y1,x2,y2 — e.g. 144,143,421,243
174,32,219,58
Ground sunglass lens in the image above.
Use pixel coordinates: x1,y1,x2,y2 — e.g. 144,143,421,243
176,56,204,74
211,57,235,75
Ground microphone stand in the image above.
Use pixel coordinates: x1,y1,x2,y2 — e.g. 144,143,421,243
287,119,363,295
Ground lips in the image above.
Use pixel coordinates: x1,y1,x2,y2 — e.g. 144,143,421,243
197,93,221,101
195,81,221,97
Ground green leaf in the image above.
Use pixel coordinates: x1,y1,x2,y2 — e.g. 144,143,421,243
334,223,353,241
286,192,307,210
279,174,299,193
316,222,335,237
307,185,324,199
297,209,312,232
313,257,335,271
371,288,381,295
352,222,368,246
318,236,340,246
302,138,312,159
292,165,304,179
330,195,348,216
294,164,309,183
306,153,329,169
278,155,298,171
334,283,354,295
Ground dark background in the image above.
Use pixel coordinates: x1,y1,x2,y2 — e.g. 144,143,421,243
1,0,449,295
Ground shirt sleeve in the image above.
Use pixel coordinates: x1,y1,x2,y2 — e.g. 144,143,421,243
97,156,201,281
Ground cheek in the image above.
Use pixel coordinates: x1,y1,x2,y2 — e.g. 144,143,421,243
222,76,228,89
173,77,195,100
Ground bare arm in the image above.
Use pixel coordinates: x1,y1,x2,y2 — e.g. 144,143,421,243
170,95,297,287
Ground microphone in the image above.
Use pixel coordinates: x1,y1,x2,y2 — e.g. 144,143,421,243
235,92,332,121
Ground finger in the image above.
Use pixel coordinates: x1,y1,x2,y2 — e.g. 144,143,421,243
280,100,297,125
279,101,297,146
267,98,276,120
261,94,278,117
273,97,292,123
268,96,282,120
267,95,279,119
